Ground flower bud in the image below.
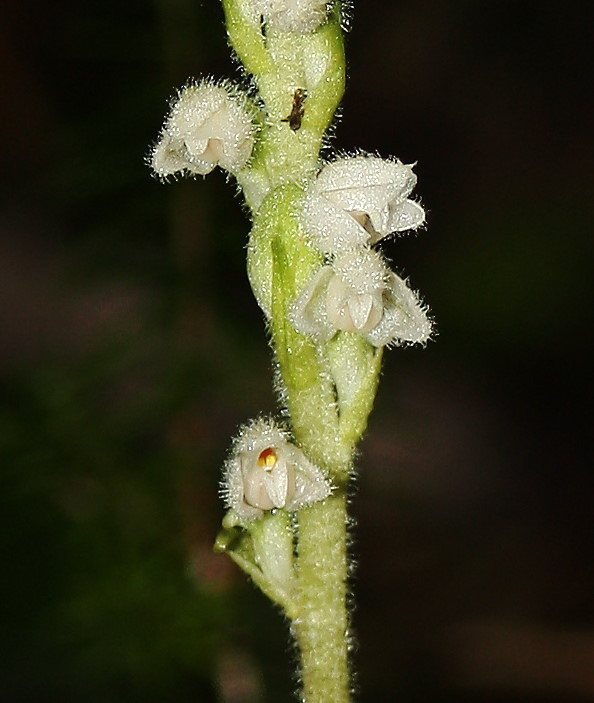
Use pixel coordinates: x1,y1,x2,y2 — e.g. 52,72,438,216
150,79,256,178
222,418,332,522
290,248,432,347
301,155,425,254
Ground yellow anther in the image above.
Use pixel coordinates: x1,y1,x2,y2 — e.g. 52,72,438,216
257,447,278,469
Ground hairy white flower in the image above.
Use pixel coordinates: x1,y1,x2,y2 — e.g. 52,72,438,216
222,417,332,522
150,80,256,177
301,155,425,254
291,248,432,347
243,0,329,33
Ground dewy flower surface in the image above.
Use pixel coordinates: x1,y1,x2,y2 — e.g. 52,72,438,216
291,248,432,347
151,80,256,177
222,417,333,522
243,0,329,33
301,155,425,254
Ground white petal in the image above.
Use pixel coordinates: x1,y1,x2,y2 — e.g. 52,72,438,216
190,136,223,162
382,199,425,236
348,294,382,332
263,459,293,508
325,278,384,334
324,275,354,331
316,156,417,216
346,293,374,331
236,417,288,454
285,446,332,510
366,272,432,347
331,248,388,295
225,456,263,521
315,249,387,334
301,191,369,254
151,132,197,177
242,461,277,511
301,155,422,251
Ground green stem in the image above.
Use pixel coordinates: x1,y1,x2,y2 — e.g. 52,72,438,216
268,215,383,703
218,4,373,702
269,205,356,703
293,493,350,703
226,1,346,206
220,0,273,75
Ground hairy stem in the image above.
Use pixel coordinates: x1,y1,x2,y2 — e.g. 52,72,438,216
293,492,350,703
268,200,362,701
220,4,363,701
267,199,354,701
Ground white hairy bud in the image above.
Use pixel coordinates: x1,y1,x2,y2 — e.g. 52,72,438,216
150,80,256,178
243,0,329,33
301,155,425,254
222,417,332,522
290,248,432,347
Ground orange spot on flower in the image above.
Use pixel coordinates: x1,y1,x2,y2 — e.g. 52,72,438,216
257,448,278,469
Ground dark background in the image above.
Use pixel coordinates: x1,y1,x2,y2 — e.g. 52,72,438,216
1,1,593,701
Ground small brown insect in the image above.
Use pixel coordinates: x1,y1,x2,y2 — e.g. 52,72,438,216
281,88,307,132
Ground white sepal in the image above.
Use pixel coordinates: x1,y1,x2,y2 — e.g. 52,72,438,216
222,417,332,523
365,271,432,347
301,188,369,254
150,79,256,178
301,155,425,254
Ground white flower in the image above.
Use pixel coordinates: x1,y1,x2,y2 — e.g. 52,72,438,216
222,417,332,522
243,0,329,34
150,80,256,177
301,155,425,254
290,248,432,347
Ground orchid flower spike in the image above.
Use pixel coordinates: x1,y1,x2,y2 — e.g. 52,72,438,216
301,155,425,255
222,417,333,523
290,247,432,347
243,0,330,34
150,79,256,178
